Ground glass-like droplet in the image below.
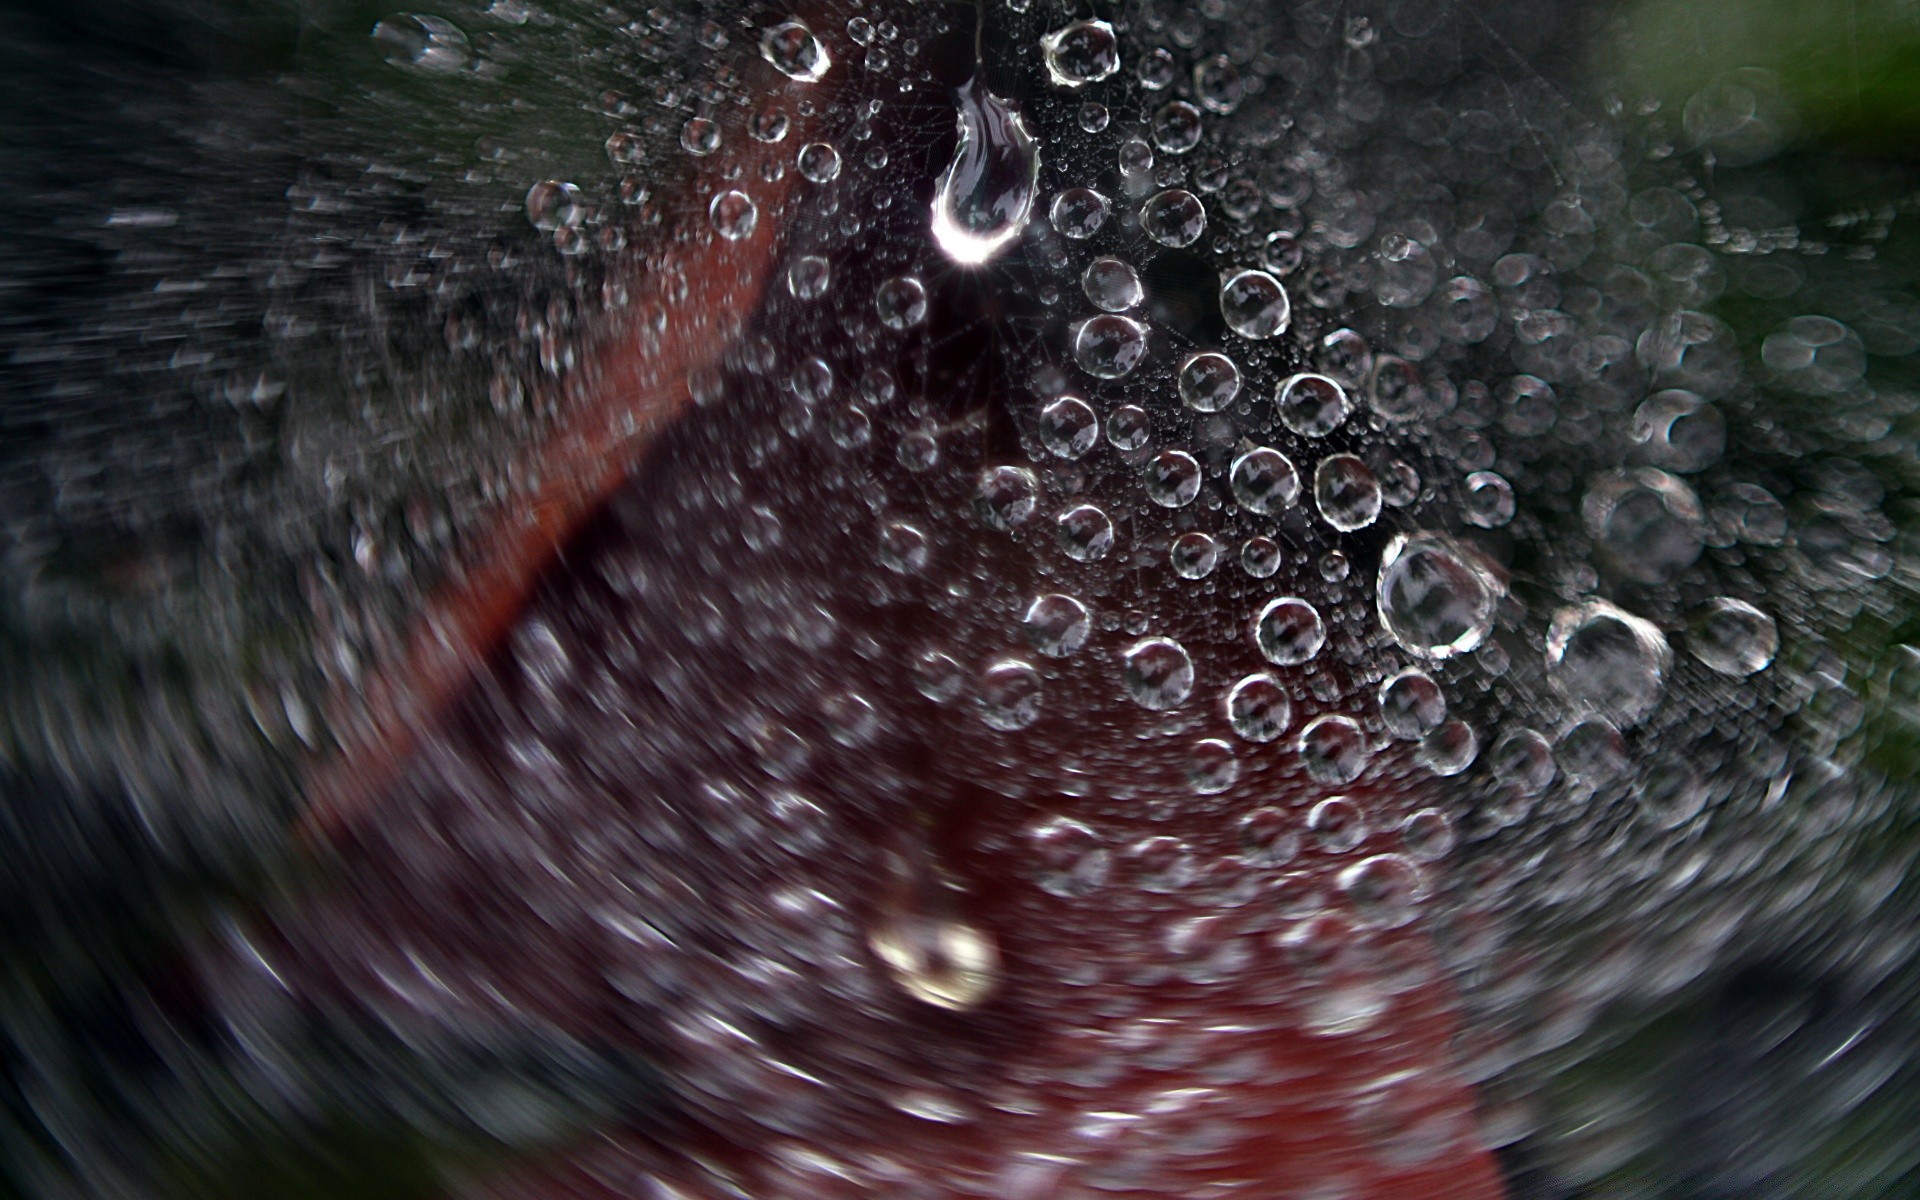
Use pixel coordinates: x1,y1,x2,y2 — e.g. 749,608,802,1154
1556,717,1628,784
1083,256,1143,311
1142,189,1207,247
1227,673,1291,743
1339,855,1426,928
1074,314,1149,379
1376,533,1500,659
1219,269,1291,339
1026,816,1109,897
932,79,1041,265
1056,504,1115,561
1368,355,1430,421
1545,600,1672,727
974,465,1039,530
1230,447,1300,516
1254,597,1325,666
1125,835,1194,892
977,660,1043,731
373,13,471,72
1194,54,1243,113
878,520,930,574
1489,729,1556,797
876,275,928,329
749,104,791,143
1415,720,1478,776
1137,46,1175,89
1151,101,1203,154
526,180,582,231
869,912,999,1010
1039,395,1097,458
1318,327,1373,388
1635,754,1707,829
1400,809,1454,863
1313,453,1381,532
1024,593,1090,657
1171,531,1221,579
1263,230,1304,275
1078,102,1109,132
1122,637,1195,710
1106,404,1150,450
1186,738,1239,794
709,189,758,240
1632,389,1725,473
1178,351,1241,412
1118,137,1153,176
1041,19,1121,86
1050,187,1110,239
1238,805,1298,865
1308,794,1367,851
761,19,831,81
1241,536,1281,577
680,116,720,156
1300,716,1369,785
1380,459,1421,507
1462,471,1515,528
914,648,965,702
798,140,842,182
1435,275,1497,342
1688,597,1778,676
1378,669,1445,739
1277,373,1349,437
1583,468,1705,584
1143,449,1202,507
787,255,830,299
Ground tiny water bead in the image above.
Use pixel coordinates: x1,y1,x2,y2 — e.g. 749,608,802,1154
761,18,832,81
1049,187,1110,239
1319,327,1373,388
932,79,1040,265
1376,533,1501,659
1143,449,1202,507
709,189,758,240
1378,669,1445,739
1141,189,1207,247
1313,453,1382,532
1545,600,1672,727
1023,593,1090,657
1178,351,1242,412
1078,102,1109,132
1151,101,1204,154
1170,531,1221,579
1688,597,1778,676
1462,471,1516,529
973,465,1039,530
1241,536,1282,577
1056,504,1115,561
1230,446,1300,516
1186,738,1240,794
1041,19,1121,87
1415,720,1478,776
1300,716,1370,785
1106,404,1150,449
787,255,830,300
1082,256,1143,312
1307,794,1367,852
1073,314,1149,379
1227,673,1291,742
1238,805,1299,865
1254,597,1326,666
798,141,843,183
1262,231,1304,275
1277,373,1350,437
1123,636,1195,710
875,275,928,329
1039,395,1098,458
749,105,790,142
977,660,1043,730
1118,137,1154,177
1219,269,1291,339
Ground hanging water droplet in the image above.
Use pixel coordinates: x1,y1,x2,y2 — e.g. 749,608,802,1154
709,189,758,240
1255,597,1326,666
1122,637,1194,710
1178,351,1242,412
1056,504,1115,562
1308,794,1367,851
1400,810,1455,863
1143,449,1202,507
1041,19,1121,87
1026,816,1110,897
1170,532,1220,579
1462,471,1516,529
1545,600,1672,727
977,660,1044,731
1688,597,1778,676
1241,536,1282,578
680,116,720,156
1141,189,1207,247
878,520,930,575
1489,728,1557,798
931,79,1040,265
1227,673,1291,743
1082,256,1142,311
797,140,842,183
1219,269,1291,339
1039,395,1098,458
1583,468,1705,584
1238,805,1299,864
1367,356,1432,422
373,13,472,73
1230,446,1300,515
1339,855,1427,928
1151,100,1204,154
1277,373,1350,437
1106,404,1150,450
1416,720,1478,776
1193,54,1243,113
787,255,830,300
1073,314,1149,379
1319,327,1373,388
761,19,831,82
1313,453,1382,531
875,275,928,329
1049,187,1110,239
974,465,1039,530
1186,738,1240,794
1376,533,1501,659
1378,669,1445,739
1556,717,1628,785
1632,389,1725,473
525,180,582,231
1024,593,1090,658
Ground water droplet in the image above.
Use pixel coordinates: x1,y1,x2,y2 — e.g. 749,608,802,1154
797,140,842,183
932,79,1040,265
977,660,1044,730
1024,593,1090,657
1151,101,1203,154
1230,446,1300,515
1167,532,1219,580
1583,468,1705,583
876,275,928,329
680,116,721,156
1137,46,1175,89
1026,816,1109,897
1143,449,1202,507
1106,404,1150,450
761,19,831,81
1073,314,1149,378
1123,637,1195,710
1141,189,1207,247
1239,805,1299,864
1219,269,1291,340
1378,669,1445,739
750,104,790,142
1545,600,1672,727
1318,327,1373,388
1376,533,1501,659
1688,597,1777,676
1416,720,1478,776
1125,835,1195,892
1308,794,1367,851
974,465,1039,530
1056,504,1115,562
1193,54,1243,113
373,13,471,73
1339,855,1426,928
787,255,830,299
1313,453,1382,531
1556,716,1627,785
1178,351,1241,412
1276,373,1350,437
1049,187,1110,239
1241,536,1282,578
878,520,930,574
709,189,758,240
1263,231,1305,275
1118,136,1154,176
1041,19,1121,86
1255,597,1325,666
1435,275,1497,342
1368,355,1432,421
1635,754,1707,829
1082,256,1143,312
1462,471,1515,529
1400,810,1454,863
1631,389,1725,473
1186,738,1240,794
1040,395,1098,458
914,649,966,702
869,913,999,1009
525,180,582,231
1228,673,1291,742
1489,729,1556,797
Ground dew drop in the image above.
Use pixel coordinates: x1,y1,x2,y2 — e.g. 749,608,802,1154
1688,597,1777,676
1583,468,1705,583
1376,533,1501,660
869,914,999,1009
876,275,928,329
1254,597,1326,666
760,19,831,81
1277,373,1350,437
1056,504,1115,561
1082,256,1143,312
1024,593,1091,657
1230,446,1300,515
1308,793,1367,850
1178,351,1242,412
1227,673,1291,743
977,660,1044,731
974,465,1039,530
1151,100,1204,154
1041,19,1121,87
1313,453,1382,532
1239,805,1299,864
1415,720,1478,776
1106,404,1150,450
1556,716,1628,785
1186,738,1240,794
1400,810,1454,863
1143,449,1202,507
1141,189,1207,247
1462,471,1515,529
1368,355,1431,421
1378,669,1445,739
1241,536,1282,578
1039,395,1098,458
1219,269,1291,339
932,79,1041,265
1632,389,1725,473
1122,637,1195,710
1073,314,1149,379
709,189,758,240
680,116,720,156
1339,855,1426,928
1167,532,1220,581
1026,816,1110,897
1489,729,1556,798
1049,187,1110,239
787,255,830,299
1545,600,1672,727
878,520,930,574
797,140,842,182
525,180,582,231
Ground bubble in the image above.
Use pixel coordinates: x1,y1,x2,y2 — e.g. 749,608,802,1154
1434,275,1498,343
787,255,830,300
525,180,582,231
680,116,721,156
1340,855,1426,928
932,80,1041,265
876,275,928,329
1194,54,1243,113
1041,19,1121,86
1319,328,1374,388
1462,471,1515,529
761,19,831,81
1171,532,1221,579
1489,729,1556,797
1376,533,1501,660
1367,355,1431,421
1313,453,1381,532
1106,404,1150,449
795,142,843,186
1545,600,1672,727
1238,806,1299,865
1123,637,1195,710
1400,810,1454,863
1308,794,1367,850
1187,738,1240,794
1220,269,1292,339
1143,450,1202,508
709,189,758,240
1026,816,1109,897
1179,351,1242,412
1378,669,1445,739
372,13,471,72
1073,314,1149,379
1555,716,1627,784
1227,673,1291,743
1151,101,1204,154
1240,536,1282,578
1082,256,1143,312
1056,504,1115,561
1277,373,1350,437
974,465,1039,530
1416,720,1478,776
1631,389,1725,473
1142,189,1207,247
1230,446,1301,515
1255,597,1326,666
1039,395,1098,458
1688,597,1778,676
1024,593,1091,657
977,660,1043,730
1050,187,1110,238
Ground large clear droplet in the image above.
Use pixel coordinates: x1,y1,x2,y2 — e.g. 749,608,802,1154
931,79,1041,266
760,19,831,81
1376,532,1501,660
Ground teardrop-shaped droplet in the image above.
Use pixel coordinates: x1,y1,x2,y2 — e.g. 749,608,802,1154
931,78,1041,265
